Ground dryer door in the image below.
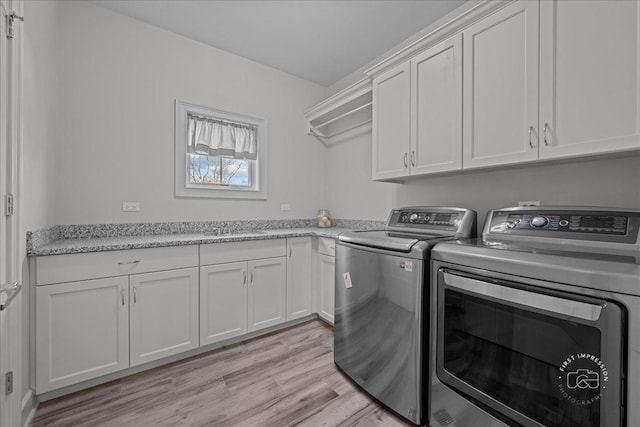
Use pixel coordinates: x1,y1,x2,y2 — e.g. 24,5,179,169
436,268,625,427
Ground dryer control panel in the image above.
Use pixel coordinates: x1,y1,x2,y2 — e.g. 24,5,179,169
501,213,627,234
485,207,640,244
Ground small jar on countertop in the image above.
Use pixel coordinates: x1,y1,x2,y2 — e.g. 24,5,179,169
317,209,332,228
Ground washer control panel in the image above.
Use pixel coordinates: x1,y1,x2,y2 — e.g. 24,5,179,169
486,208,640,244
386,207,477,238
397,211,459,226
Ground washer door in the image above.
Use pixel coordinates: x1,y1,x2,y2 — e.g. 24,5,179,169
436,269,625,427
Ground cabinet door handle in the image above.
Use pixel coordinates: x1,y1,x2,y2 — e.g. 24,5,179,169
250,271,254,284
121,288,125,306
410,151,416,167
543,123,551,146
117,260,140,266
289,247,292,258
528,126,536,148
403,152,408,168
243,272,247,285
133,287,137,303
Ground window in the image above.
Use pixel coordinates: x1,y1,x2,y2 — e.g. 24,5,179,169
175,100,267,199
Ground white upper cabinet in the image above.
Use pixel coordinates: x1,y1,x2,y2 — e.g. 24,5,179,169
463,1,540,169
410,34,462,175
539,0,640,159
372,63,411,180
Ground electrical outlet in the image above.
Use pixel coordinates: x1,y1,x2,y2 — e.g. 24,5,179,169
518,201,541,207
122,201,141,212
280,204,291,212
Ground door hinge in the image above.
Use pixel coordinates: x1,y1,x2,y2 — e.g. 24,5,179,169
5,194,14,216
5,371,13,395
5,11,24,40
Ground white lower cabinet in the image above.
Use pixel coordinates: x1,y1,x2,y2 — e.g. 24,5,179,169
248,257,287,332
34,238,320,395
36,277,129,393
199,262,248,345
286,237,312,320
199,241,288,345
316,238,336,325
317,254,336,324
129,268,199,366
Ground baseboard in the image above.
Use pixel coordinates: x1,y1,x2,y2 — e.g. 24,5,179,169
22,389,37,427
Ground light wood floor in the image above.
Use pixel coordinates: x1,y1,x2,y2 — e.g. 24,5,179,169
33,320,412,427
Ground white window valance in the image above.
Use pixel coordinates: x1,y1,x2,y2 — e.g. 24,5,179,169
187,113,258,160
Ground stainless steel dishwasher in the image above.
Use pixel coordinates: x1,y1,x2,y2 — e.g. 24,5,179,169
334,207,476,425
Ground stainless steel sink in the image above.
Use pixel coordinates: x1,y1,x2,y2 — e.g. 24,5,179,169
203,228,267,237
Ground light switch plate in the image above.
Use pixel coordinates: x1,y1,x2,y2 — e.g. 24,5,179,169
122,201,141,212
280,204,291,211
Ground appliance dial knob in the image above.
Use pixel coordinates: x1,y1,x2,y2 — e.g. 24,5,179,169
530,216,549,228
410,213,419,223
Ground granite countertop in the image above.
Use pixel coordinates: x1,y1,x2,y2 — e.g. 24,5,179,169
29,228,355,256
27,219,385,257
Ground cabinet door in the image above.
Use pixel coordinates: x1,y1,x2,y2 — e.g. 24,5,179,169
540,0,640,159
410,34,462,175
286,237,312,320
372,62,411,180
129,267,199,366
248,257,286,332
200,262,247,346
318,254,335,324
36,277,129,393
463,1,539,169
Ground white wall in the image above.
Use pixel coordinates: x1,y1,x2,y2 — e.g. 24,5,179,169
326,133,640,225
50,1,328,225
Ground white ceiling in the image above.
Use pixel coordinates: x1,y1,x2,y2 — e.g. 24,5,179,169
89,0,466,86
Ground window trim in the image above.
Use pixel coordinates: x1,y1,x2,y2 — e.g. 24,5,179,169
175,100,267,199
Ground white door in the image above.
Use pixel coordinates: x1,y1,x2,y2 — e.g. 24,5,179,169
200,262,247,346
0,0,22,425
410,34,462,175
286,237,312,320
539,0,640,160
463,1,539,169
129,268,199,366
317,254,335,324
248,257,286,332
372,62,411,180
35,278,129,393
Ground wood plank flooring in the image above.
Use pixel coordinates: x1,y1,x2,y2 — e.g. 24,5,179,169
33,320,412,427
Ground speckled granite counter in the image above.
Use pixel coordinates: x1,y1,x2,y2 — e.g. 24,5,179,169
27,219,384,256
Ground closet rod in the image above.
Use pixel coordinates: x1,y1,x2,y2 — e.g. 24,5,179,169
309,119,372,139
311,102,372,130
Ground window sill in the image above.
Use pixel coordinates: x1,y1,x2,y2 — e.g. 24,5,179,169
175,186,267,200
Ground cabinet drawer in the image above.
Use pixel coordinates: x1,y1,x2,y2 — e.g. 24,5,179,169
318,238,336,257
36,245,199,286
200,239,286,266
